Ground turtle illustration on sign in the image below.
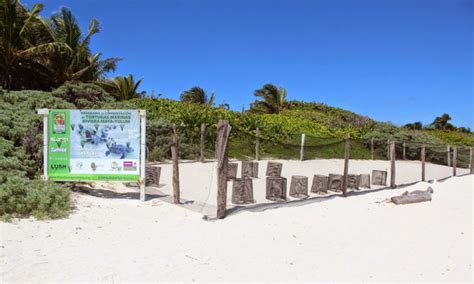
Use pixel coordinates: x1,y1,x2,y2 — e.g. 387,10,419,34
77,124,109,147
105,141,134,159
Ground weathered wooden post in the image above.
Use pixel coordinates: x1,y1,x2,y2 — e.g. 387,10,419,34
447,145,451,167
199,123,206,162
289,175,309,198
171,124,180,204
470,147,474,174
402,142,406,160
421,143,426,182
390,141,396,188
216,120,231,219
300,133,305,161
342,134,350,197
452,146,457,176
370,138,374,160
255,127,260,161
386,139,390,160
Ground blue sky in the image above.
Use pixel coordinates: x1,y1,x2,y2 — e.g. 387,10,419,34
26,0,473,128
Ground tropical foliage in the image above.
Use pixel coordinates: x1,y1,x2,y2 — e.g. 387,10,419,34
180,86,215,106
250,84,288,114
99,74,144,101
0,0,119,90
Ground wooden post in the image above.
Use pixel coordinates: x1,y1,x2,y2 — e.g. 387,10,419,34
370,138,374,160
452,147,457,176
402,143,406,160
342,134,350,197
421,143,426,182
300,133,305,161
470,147,473,175
447,145,451,167
171,124,180,204
255,127,260,161
216,120,231,219
390,141,396,188
386,139,390,160
199,123,206,162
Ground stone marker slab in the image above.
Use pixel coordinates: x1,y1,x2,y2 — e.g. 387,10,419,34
266,161,283,177
227,162,238,180
328,174,343,192
289,175,309,198
311,175,329,194
266,177,287,201
372,170,387,186
359,174,371,188
231,178,254,204
242,161,258,178
348,174,360,190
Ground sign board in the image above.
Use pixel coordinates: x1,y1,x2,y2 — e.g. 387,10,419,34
47,109,142,182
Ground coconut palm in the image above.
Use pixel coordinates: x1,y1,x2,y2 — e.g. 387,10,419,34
0,0,67,90
180,87,215,107
39,7,120,86
0,1,119,90
251,84,288,114
99,74,144,101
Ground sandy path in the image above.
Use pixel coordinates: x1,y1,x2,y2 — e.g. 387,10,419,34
1,174,472,282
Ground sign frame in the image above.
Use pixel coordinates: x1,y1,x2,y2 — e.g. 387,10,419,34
37,109,147,201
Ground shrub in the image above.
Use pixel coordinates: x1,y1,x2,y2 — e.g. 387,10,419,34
0,176,71,221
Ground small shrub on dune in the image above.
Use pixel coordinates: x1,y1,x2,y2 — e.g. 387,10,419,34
0,176,72,221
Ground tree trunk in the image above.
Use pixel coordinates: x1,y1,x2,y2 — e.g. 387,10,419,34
289,175,309,198
391,192,432,205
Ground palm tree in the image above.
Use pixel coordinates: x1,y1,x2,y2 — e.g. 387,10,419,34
251,84,288,114
99,74,144,100
0,1,119,90
40,7,120,86
180,87,215,107
0,0,67,90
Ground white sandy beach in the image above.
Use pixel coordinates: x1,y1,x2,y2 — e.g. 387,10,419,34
1,160,472,282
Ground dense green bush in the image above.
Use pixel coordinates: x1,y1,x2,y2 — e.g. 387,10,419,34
0,175,71,221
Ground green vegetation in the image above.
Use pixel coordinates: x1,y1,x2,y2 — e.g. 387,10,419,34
180,86,215,107
100,74,144,101
250,83,288,114
0,0,120,90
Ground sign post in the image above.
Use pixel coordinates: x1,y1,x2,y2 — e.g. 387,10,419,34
38,108,49,180
139,110,146,202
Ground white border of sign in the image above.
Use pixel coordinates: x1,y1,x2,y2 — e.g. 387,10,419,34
37,108,147,202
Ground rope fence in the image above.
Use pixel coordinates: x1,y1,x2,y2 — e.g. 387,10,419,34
144,121,473,219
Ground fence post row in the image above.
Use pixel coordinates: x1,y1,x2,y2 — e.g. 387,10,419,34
255,127,260,161
200,123,206,163
452,147,457,177
421,143,426,182
342,134,351,197
390,141,396,188
216,120,231,219
171,123,180,204
300,133,305,161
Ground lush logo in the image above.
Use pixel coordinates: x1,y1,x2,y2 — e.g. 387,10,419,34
51,164,67,170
